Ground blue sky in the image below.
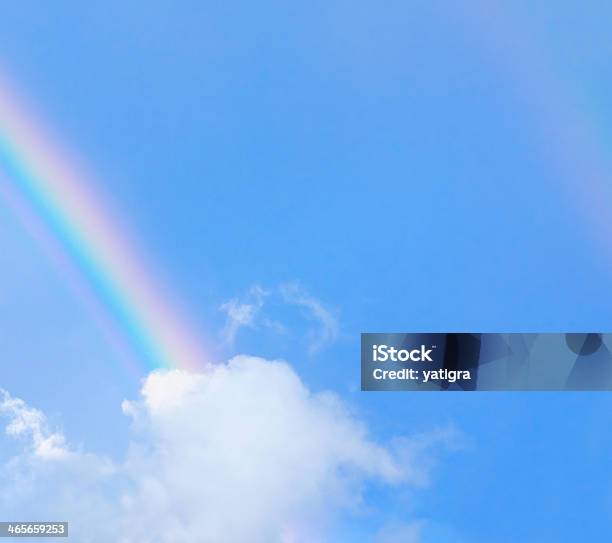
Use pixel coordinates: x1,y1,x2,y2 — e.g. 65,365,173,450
1,1,612,541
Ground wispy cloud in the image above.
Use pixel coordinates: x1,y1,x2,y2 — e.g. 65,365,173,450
279,282,339,354
375,521,424,543
219,285,268,345
219,282,339,354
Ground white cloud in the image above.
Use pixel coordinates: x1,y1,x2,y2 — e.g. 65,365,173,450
389,427,464,488
219,285,268,345
279,282,339,354
0,389,69,460
219,283,339,353
0,357,457,542
0,390,117,532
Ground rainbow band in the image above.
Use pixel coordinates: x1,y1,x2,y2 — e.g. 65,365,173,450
0,77,206,372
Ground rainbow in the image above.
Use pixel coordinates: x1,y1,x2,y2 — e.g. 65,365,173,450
0,75,207,373
461,2,612,261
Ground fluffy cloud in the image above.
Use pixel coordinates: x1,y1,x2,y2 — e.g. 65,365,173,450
0,390,69,460
0,356,456,542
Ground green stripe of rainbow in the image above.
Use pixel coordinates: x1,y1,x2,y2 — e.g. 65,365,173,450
0,77,206,372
